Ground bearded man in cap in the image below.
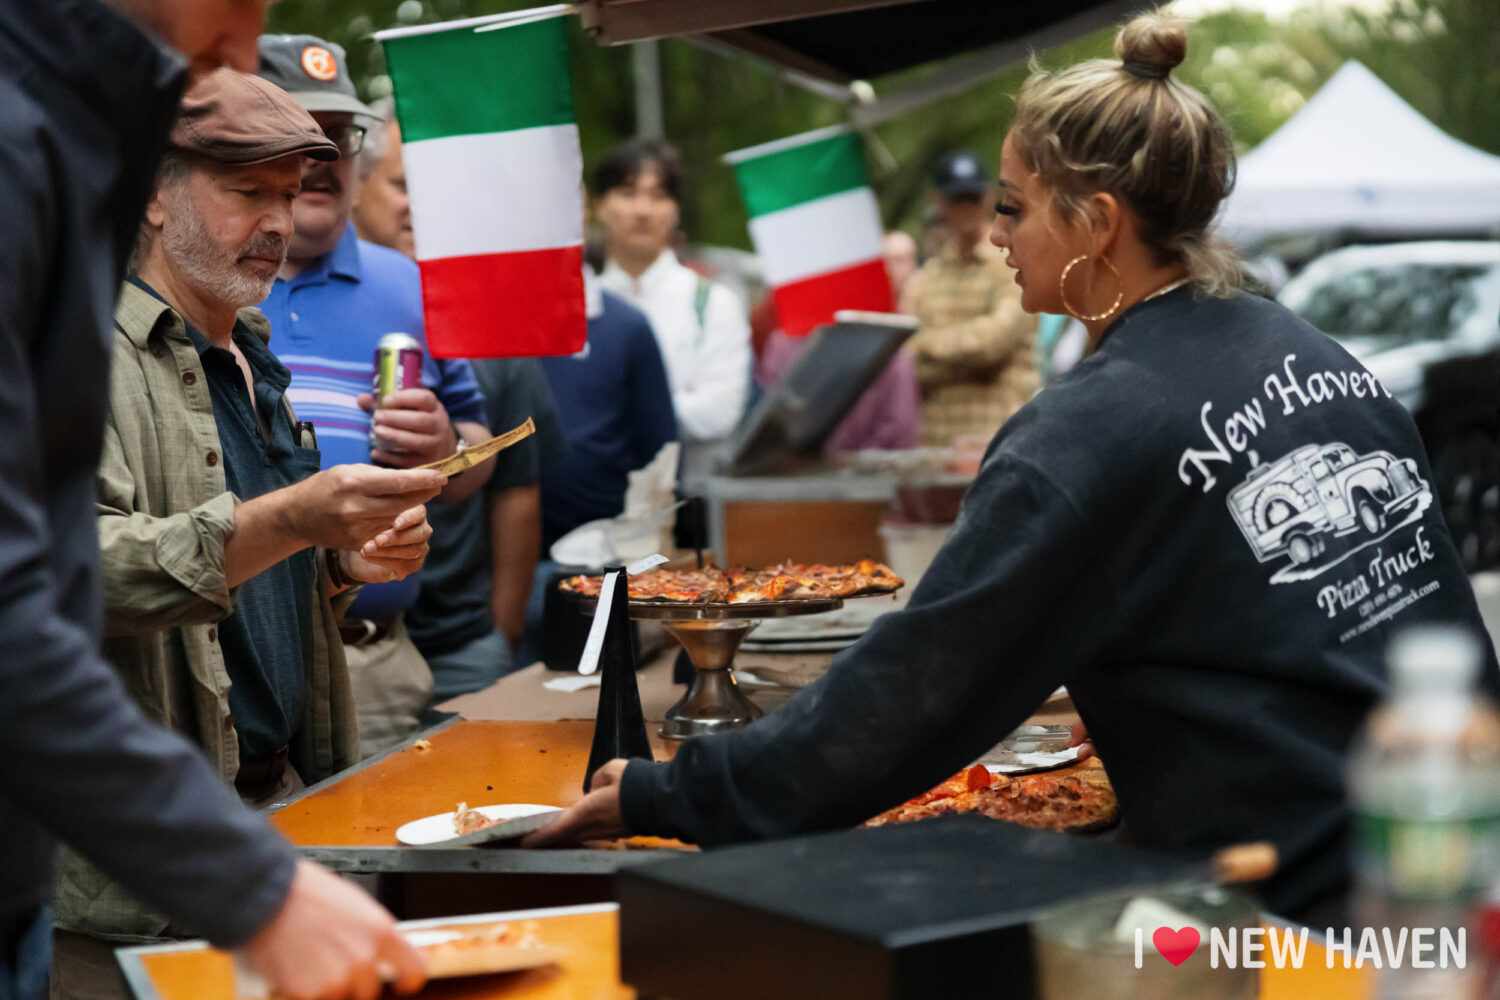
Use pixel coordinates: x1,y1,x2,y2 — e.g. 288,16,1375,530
901,150,1037,447
256,36,496,755
48,69,443,1000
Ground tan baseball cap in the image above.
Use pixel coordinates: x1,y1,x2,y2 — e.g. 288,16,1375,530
171,68,340,165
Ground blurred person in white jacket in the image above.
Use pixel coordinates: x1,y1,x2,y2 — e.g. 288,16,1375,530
593,138,751,491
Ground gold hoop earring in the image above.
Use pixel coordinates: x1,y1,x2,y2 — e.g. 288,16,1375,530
1059,253,1124,323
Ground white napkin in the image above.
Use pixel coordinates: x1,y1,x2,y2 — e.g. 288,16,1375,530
623,441,680,521
543,675,603,693
614,442,681,561
548,441,682,567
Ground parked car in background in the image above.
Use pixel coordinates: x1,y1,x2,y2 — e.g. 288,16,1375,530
1277,241,1500,570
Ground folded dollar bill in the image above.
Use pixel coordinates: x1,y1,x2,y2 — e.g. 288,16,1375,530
418,418,536,476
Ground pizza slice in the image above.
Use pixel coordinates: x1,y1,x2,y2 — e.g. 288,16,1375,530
561,561,903,604
408,919,567,979
907,763,995,806
863,765,1117,834
967,773,1119,833
559,568,730,603
453,802,500,836
843,559,905,596
558,575,604,598
725,566,808,603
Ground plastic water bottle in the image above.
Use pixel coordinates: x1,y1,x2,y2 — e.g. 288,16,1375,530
1349,626,1500,1000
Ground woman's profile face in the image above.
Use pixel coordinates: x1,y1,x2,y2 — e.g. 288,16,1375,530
990,133,1087,316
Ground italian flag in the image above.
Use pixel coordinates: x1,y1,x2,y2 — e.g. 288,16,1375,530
378,10,585,358
728,127,893,338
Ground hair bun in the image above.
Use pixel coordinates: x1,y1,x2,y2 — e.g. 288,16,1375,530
1115,13,1187,76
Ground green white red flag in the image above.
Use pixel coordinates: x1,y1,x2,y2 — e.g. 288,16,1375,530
728,127,893,338
378,8,585,358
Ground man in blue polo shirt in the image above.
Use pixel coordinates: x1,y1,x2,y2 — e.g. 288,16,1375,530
256,35,492,756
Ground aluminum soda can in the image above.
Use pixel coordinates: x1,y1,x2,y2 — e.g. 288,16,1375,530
370,332,423,450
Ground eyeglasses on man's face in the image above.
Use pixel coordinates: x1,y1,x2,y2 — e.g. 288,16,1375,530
323,123,366,157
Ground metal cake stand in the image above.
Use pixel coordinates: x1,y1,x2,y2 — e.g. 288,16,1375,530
576,596,842,740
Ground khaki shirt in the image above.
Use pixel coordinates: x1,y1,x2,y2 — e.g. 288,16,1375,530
902,238,1038,447
53,281,358,941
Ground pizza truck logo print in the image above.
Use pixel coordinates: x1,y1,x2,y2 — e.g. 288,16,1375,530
1226,441,1431,583
301,46,339,82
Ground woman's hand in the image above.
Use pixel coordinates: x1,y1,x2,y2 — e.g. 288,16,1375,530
521,760,630,847
1067,720,1095,762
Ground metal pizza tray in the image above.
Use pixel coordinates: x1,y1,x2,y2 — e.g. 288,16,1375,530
566,591,844,620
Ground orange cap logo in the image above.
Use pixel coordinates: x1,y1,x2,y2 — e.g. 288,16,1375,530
301,46,338,82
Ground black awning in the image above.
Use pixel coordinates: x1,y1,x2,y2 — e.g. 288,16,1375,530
581,0,1146,84
721,0,1131,82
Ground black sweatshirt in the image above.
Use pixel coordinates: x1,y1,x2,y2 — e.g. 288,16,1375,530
0,0,297,944
619,286,1500,919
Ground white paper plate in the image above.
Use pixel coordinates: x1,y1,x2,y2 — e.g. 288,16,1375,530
396,804,562,847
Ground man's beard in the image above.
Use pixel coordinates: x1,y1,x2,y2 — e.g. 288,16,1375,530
161,195,286,309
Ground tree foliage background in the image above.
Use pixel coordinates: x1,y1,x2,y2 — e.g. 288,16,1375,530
266,0,1500,251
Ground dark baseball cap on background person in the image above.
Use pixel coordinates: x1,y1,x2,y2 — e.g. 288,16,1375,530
171,68,340,165
257,34,379,121
932,150,991,198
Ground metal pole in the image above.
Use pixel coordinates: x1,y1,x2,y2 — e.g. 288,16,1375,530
633,39,666,138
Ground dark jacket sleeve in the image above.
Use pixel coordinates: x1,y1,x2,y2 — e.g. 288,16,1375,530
0,119,296,947
619,454,1125,844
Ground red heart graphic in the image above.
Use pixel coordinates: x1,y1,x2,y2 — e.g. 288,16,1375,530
1153,927,1201,967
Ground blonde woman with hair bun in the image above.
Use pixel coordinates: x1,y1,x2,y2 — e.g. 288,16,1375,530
993,11,1243,339
527,13,1498,935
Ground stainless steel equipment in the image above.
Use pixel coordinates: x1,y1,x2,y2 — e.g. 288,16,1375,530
625,599,841,740
578,596,842,740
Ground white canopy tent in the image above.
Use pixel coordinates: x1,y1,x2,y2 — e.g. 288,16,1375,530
1219,61,1500,246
